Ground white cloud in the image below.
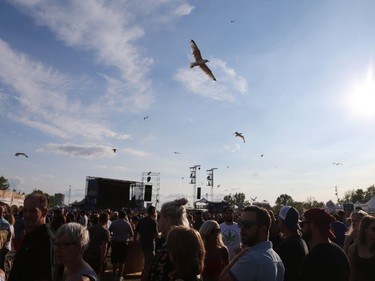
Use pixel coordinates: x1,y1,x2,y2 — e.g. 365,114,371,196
175,58,248,102
38,143,118,158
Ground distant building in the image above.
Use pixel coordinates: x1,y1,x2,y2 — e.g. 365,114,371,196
55,193,65,206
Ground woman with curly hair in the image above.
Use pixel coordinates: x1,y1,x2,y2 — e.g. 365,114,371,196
199,220,229,281
147,198,190,281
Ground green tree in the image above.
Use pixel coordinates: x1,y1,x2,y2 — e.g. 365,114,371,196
275,194,294,206
0,176,10,190
302,196,324,209
223,193,250,210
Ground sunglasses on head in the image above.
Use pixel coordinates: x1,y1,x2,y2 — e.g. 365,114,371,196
238,220,260,229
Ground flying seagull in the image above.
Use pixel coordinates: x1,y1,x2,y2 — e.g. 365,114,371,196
234,132,245,143
112,149,117,153
190,40,216,81
15,152,28,158
173,151,181,154
144,116,149,120
332,162,343,165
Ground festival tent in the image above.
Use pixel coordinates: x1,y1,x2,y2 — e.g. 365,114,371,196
366,196,375,213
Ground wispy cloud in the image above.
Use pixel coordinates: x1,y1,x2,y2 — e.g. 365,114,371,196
38,143,117,158
175,58,248,102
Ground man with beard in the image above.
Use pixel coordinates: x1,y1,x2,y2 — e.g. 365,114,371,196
219,205,284,281
299,208,350,281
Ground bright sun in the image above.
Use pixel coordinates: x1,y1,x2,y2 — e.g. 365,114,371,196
347,67,375,118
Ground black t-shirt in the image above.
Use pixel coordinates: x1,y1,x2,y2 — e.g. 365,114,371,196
299,242,350,281
276,235,309,281
136,216,158,251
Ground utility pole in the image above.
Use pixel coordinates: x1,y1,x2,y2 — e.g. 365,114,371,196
68,185,71,205
206,168,218,202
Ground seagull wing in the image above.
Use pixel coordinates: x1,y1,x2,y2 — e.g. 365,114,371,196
199,64,216,81
15,152,28,158
190,40,203,61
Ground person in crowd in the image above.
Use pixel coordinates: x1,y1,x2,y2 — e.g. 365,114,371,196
268,209,282,250
192,210,205,231
0,231,7,281
219,205,285,281
54,222,98,281
338,210,348,226
331,213,347,248
299,208,350,281
8,193,63,281
276,206,309,281
167,226,205,281
13,209,24,252
347,215,375,281
50,212,67,233
109,209,134,280
83,212,110,278
78,211,89,229
147,198,190,281
3,213,15,274
136,206,158,281
199,220,229,281
344,209,368,253
219,207,241,261
0,206,10,271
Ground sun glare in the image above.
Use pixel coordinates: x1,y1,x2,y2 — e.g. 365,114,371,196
347,67,375,118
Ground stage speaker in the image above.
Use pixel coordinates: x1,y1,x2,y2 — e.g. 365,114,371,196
144,185,152,201
197,187,201,199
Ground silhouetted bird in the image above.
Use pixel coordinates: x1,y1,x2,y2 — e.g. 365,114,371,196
173,151,181,154
234,132,245,143
112,149,117,153
15,152,28,158
190,40,216,81
144,116,149,120
332,162,343,165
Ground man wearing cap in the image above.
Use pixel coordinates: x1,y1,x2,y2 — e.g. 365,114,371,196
299,208,350,281
276,206,309,281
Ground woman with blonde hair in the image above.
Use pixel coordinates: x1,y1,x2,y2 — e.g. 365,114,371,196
199,220,229,281
344,210,368,254
147,198,190,281
167,226,205,281
347,215,375,281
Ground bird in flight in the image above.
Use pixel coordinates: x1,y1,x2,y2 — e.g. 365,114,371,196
250,196,257,201
260,154,264,157
15,152,28,158
332,162,343,165
144,116,149,120
112,149,117,153
234,132,245,143
190,40,216,81
173,151,181,154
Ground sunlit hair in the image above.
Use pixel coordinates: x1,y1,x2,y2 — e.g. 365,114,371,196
347,210,368,235
4,213,15,225
160,198,190,228
199,220,225,248
167,226,205,278
55,222,90,252
358,215,375,252
243,205,271,231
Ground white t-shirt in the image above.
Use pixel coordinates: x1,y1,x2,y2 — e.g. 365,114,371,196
220,222,241,261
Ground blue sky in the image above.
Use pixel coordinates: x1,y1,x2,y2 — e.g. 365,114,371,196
1,0,375,207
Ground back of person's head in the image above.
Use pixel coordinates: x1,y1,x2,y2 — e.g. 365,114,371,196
160,198,189,228
55,222,90,252
167,226,205,278
199,220,224,247
4,213,15,226
99,212,109,224
243,205,271,231
351,210,368,222
25,193,48,210
147,206,156,215
119,210,126,219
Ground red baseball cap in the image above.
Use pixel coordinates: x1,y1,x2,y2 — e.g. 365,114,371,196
303,208,336,240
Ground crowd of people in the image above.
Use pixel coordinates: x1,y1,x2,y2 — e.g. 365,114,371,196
0,192,374,281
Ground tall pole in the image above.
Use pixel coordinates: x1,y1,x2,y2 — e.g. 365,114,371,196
207,168,217,202
189,165,201,207
68,185,71,205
